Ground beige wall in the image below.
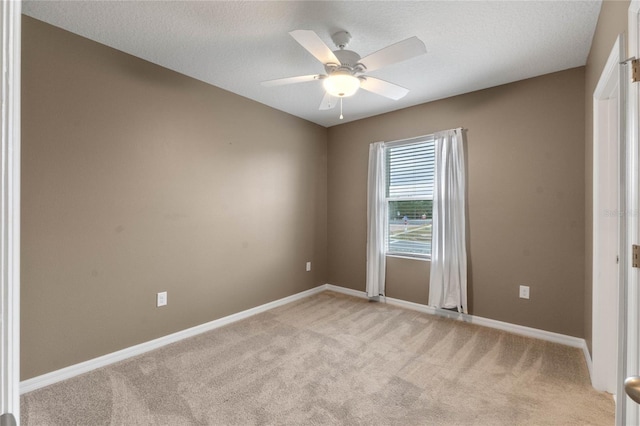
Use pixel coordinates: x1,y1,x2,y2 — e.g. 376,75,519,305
21,17,328,380
328,67,586,337
583,0,630,355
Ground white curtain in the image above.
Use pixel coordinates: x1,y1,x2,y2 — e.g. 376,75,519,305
429,129,468,313
366,142,386,298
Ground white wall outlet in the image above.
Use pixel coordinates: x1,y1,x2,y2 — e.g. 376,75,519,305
519,285,530,300
306,261,311,272
157,291,167,307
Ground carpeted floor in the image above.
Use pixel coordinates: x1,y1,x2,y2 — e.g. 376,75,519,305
21,291,614,425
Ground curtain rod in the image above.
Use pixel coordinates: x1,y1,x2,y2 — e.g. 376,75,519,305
384,127,465,146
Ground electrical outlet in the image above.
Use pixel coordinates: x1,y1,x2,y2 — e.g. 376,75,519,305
306,261,311,272
157,291,167,307
519,285,530,300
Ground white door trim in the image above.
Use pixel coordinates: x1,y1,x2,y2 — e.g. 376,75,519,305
592,34,624,395
0,0,21,423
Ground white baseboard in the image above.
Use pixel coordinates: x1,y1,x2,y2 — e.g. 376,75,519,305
22,282,591,394
325,284,368,300
325,283,589,350
582,341,593,380
20,285,326,394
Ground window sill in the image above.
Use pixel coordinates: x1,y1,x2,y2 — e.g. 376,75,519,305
386,254,431,262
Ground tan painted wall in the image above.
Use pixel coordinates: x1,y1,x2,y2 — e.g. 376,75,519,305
328,68,586,337
583,0,630,355
21,17,328,380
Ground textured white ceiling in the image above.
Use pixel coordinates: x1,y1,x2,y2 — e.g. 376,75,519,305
22,1,602,128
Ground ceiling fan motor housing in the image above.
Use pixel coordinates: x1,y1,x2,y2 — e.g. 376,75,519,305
325,49,364,75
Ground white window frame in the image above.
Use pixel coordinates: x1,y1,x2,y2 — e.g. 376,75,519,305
384,134,435,261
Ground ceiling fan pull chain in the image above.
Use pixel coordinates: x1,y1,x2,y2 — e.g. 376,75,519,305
340,98,344,120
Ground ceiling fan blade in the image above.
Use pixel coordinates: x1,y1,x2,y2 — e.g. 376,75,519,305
289,30,340,65
360,77,409,100
359,37,426,72
261,74,322,87
319,92,338,110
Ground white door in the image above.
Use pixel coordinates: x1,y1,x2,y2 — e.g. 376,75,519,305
0,0,21,424
623,2,640,425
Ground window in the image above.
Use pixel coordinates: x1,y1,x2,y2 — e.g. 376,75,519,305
385,136,435,258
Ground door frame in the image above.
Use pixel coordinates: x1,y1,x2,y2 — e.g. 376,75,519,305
0,0,21,423
593,34,624,396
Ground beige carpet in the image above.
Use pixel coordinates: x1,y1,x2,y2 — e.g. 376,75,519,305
21,291,614,425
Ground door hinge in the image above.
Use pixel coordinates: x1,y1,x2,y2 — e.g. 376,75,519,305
633,245,640,268
633,59,640,83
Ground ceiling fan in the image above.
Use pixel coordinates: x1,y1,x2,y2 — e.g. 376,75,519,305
261,30,427,117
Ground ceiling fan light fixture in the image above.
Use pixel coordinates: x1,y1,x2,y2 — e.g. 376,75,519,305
323,73,360,97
